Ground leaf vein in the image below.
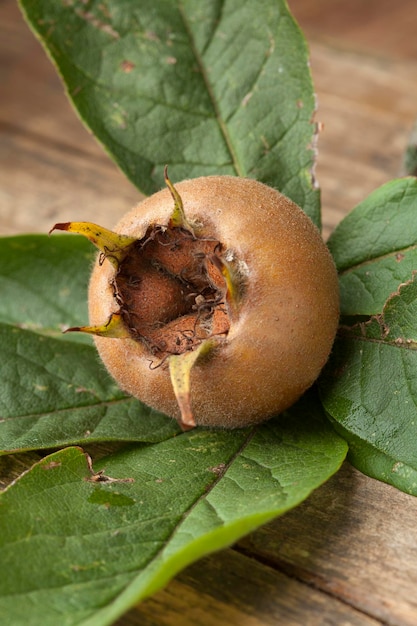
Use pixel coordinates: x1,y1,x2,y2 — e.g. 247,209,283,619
338,244,417,277
0,396,132,424
177,1,244,177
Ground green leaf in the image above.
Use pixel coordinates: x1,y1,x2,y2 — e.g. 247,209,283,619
403,119,417,176
0,322,180,454
320,272,417,495
18,0,320,225
322,178,417,493
327,177,417,317
0,396,347,626
0,234,94,341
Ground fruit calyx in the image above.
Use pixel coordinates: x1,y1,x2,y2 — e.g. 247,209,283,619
51,170,241,429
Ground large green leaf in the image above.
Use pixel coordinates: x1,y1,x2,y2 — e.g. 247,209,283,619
0,396,347,626
321,178,417,494
18,0,320,225
327,177,417,317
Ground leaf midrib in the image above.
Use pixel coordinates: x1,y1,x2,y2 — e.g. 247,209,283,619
177,1,244,177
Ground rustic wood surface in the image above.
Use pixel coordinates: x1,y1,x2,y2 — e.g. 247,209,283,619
2,1,417,624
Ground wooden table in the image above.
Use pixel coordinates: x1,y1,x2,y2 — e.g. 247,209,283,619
2,1,417,624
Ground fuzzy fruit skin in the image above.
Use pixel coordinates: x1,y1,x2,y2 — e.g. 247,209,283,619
89,176,339,428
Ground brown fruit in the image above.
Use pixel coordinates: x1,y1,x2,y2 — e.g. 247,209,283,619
52,175,339,430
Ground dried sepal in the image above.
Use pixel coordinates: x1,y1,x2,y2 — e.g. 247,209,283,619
168,339,215,429
65,312,130,338
164,166,194,235
50,222,136,268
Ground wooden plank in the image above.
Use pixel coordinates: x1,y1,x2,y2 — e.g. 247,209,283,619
0,126,139,235
0,0,104,156
290,0,417,61
239,463,417,626
309,42,417,238
120,548,381,626
0,0,139,236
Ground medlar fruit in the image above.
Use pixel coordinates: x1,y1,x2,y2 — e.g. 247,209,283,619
52,173,339,430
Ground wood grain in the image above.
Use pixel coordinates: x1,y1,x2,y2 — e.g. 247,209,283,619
0,0,139,235
2,0,417,624
310,44,417,238
240,463,417,625
290,0,417,61
123,545,381,626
